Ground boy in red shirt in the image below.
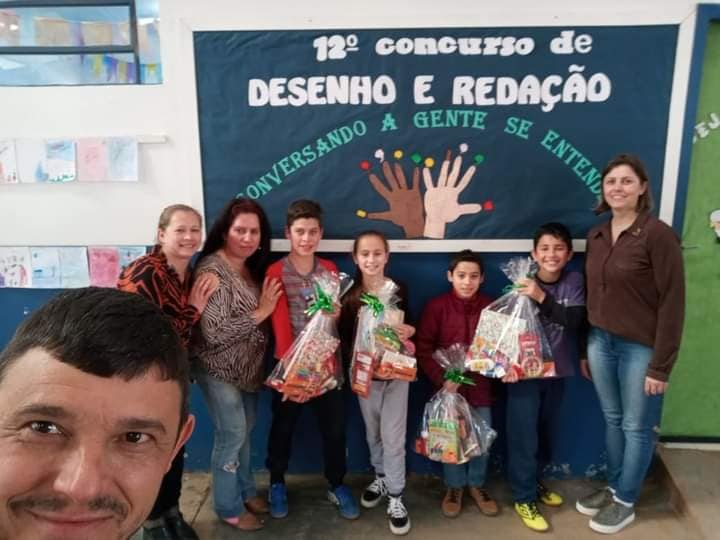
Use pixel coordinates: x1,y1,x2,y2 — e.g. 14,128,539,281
265,200,359,520
416,250,499,519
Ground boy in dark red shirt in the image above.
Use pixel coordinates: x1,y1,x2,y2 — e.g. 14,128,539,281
416,250,499,519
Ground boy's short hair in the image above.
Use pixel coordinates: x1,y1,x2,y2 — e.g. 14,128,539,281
449,249,484,274
533,222,573,251
286,199,323,228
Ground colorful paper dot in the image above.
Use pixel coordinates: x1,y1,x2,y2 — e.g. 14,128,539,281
393,150,403,159
474,154,485,165
360,160,371,170
410,152,422,164
483,200,494,211
424,157,435,168
356,209,368,218
459,143,469,154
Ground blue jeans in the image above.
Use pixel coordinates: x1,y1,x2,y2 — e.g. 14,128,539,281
506,377,565,503
587,327,663,504
195,369,258,518
443,406,491,489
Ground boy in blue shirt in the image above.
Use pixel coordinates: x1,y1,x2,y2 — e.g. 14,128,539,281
504,222,586,532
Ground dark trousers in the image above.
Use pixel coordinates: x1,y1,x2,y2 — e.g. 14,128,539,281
148,447,184,519
506,378,565,503
266,388,347,488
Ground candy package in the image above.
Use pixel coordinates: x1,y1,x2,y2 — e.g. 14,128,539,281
414,344,496,464
350,279,416,396
414,389,496,464
267,271,352,402
465,257,556,379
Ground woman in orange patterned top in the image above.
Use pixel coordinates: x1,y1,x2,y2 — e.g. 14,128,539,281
118,203,217,540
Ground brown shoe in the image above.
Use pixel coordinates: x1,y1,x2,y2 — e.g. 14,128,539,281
468,487,500,516
222,511,264,531
245,495,270,514
442,488,463,518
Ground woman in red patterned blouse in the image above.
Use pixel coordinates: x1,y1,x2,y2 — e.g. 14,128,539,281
118,204,217,540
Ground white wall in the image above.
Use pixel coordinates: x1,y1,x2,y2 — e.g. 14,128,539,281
0,0,711,247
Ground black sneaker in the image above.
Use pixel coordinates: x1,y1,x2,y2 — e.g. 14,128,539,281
387,494,411,536
361,476,387,508
165,507,199,540
142,517,174,540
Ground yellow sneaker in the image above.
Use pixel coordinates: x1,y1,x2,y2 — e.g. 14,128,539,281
537,482,563,507
514,502,549,532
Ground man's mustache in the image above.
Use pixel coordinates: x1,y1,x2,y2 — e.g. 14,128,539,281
10,495,128,520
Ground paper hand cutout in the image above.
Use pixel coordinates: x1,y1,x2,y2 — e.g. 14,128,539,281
367,160,425,238
422,151,483,239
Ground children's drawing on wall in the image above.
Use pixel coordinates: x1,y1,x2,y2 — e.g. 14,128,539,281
15,139,48,183
0,139,18,184
710,209,720,243
58,247,90,288
46,139,76,183
118,246,147,270
30,247,61,288
77,138,109,182
107,137,139,182
0,247,32,288
88,246,120,287
359,145,492,239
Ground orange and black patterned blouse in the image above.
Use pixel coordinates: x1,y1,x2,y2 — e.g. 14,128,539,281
117,245,200,347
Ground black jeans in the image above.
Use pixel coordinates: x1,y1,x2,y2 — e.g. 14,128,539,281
266,388,347,488
148,447,184,519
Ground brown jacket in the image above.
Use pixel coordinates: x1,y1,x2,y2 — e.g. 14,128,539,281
585,212,685,381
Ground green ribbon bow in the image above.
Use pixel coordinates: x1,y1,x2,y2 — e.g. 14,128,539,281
305,284,335,316
444,368,476,385
501,283,523,294
375,325,402,350
502,272,537,294
360,292,385,317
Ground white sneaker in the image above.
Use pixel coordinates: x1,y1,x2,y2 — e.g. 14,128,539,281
387,495,411,536
361,477,387,508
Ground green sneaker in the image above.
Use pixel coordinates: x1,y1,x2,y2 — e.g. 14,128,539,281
589,501,635,534
576,487,614,516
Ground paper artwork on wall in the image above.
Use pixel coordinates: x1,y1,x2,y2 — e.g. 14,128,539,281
108,137,139,182
15,139,48,183
3,137,141,184
81,21,113,46
88,246,120,287
0,247,32,288
34,17,74,47
77,138,109,182
58,247,90,288
46,139,76,183
0,139,18,183
30,247,61,288
0,10,21,47
118,246,146,270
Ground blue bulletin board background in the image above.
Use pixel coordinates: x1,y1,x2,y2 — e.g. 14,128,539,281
194,25,677,241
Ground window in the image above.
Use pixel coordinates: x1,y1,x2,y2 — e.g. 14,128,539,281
0,0,162,85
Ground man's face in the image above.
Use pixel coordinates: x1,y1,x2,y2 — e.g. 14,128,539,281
0,349,194,540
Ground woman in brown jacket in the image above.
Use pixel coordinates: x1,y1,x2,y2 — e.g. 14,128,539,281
576,154,684,535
